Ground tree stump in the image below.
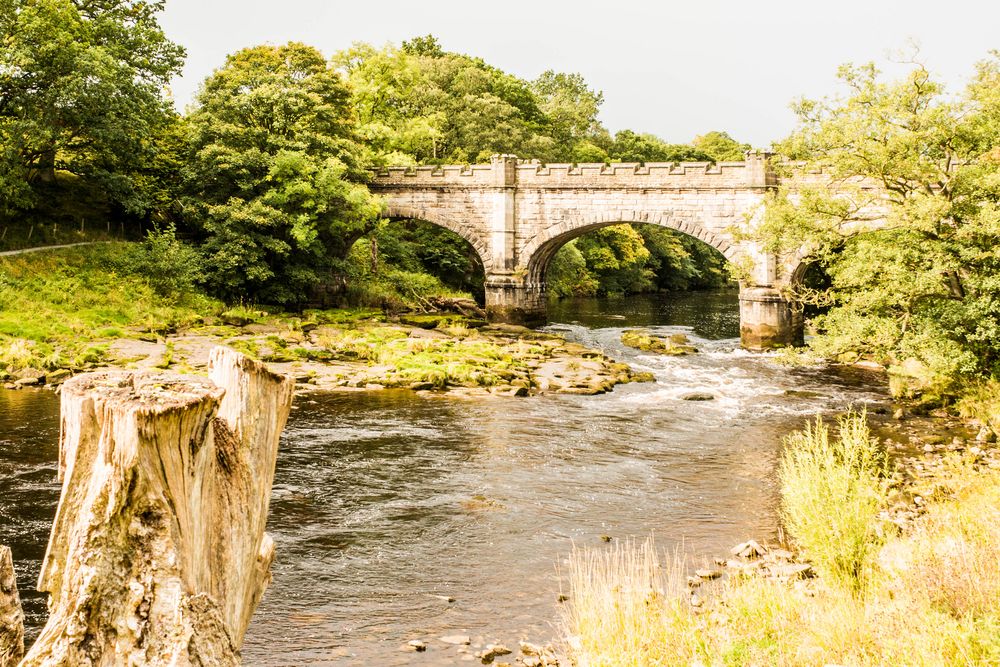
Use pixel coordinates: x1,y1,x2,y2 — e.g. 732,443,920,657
0,546,24,666
21,347,294,666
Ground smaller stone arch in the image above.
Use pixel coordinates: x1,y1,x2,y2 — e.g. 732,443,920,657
519,210,742,283
381,204,495,275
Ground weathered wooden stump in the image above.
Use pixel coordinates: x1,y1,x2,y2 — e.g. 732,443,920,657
19,347,294,666
0,546,24,666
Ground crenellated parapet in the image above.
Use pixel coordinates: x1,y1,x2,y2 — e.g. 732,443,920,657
371,152,775,191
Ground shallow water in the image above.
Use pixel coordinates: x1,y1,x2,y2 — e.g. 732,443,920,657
0,291,887,665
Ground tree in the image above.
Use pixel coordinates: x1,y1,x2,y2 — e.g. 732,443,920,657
335,37,602,165
639,226,731,291
574,225,654,295
0,0,184,216
692,130,751,161
531,71,605,162
756,54,1000,393
184,43,380,305
607,130,711,163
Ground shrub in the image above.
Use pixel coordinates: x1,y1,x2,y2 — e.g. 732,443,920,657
779,411,888,593
111,223,204,298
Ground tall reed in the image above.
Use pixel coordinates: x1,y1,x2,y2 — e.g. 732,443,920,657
778,410,888,593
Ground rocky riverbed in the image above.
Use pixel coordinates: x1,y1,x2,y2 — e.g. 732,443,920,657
0,315,655,398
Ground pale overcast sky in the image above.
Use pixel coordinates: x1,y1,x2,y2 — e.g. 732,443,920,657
160,0,999,148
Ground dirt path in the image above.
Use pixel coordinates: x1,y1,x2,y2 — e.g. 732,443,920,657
0,241,110,257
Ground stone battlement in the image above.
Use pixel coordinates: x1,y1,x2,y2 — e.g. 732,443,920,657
372,154,771,190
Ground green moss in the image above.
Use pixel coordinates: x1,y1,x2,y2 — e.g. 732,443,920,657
224,338,260,359
621,329,697,355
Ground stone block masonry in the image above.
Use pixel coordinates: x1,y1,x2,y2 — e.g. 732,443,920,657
371,154,885,349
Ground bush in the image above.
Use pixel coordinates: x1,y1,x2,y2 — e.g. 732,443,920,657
112,224,204,298
779,411,888,593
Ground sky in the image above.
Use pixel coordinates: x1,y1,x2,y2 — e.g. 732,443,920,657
160,0,1000,149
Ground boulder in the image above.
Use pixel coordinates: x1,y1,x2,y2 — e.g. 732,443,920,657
408,382,436,392
681,393,715,401
44,369,72,385
409,328,451,339
767,563,813,579
730,540,767,559
12,368,44,382
478,644,512,662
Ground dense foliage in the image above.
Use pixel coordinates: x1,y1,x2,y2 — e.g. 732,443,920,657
754,54,1000,395
183,43,380,304
0,0,184,220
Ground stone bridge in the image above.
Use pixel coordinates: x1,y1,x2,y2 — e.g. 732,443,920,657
370,153,881,349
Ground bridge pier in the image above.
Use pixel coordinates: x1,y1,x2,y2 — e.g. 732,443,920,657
739,286,803,350
484,275,547,326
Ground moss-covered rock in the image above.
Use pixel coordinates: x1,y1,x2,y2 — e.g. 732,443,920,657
621,329,698,355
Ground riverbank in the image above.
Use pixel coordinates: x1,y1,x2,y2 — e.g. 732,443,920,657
0,244,653,397
562,408,1000,666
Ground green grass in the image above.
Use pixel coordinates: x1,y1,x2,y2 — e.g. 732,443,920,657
0,243,221,370
779,410,890,593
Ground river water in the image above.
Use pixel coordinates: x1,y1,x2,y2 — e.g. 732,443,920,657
0,292,887,665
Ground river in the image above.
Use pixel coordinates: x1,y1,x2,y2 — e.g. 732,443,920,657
0,291,887,665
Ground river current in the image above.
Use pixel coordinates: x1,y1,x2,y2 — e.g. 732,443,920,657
0,292,887,665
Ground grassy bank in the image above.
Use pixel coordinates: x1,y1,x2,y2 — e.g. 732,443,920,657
0,244,651,395
0,243,476,372
563,412,1000,666
0,243,221,371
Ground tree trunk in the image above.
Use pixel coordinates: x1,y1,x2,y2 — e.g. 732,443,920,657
22,347,294,666
0,546,24,667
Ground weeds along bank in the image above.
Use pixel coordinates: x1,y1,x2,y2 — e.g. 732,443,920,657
563,411,1000,666
0,244,652,396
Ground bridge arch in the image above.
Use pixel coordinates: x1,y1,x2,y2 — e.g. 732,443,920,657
381,204,495,275
520,210,743,284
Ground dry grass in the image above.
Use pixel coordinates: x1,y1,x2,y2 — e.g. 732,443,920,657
563,414,1000,666
562,539,705,667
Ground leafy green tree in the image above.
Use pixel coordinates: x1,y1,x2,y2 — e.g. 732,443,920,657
531,71,605,162
757,54,1000,392
0,0,184,216
184,43,380,305
547,240,599,297
607,130,711,163
639,226,731,291
361,220,485,296
335,37,604,165
692,130,751,161
574,225,654,295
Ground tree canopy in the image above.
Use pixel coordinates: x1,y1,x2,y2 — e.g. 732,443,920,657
183,42,380,304
756,54,1000,391
0,0,184,216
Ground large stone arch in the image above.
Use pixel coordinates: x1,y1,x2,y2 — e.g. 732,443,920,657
519,210,744,283
381,204,495,275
